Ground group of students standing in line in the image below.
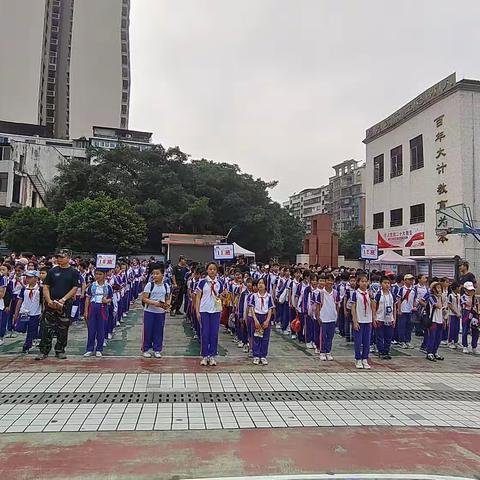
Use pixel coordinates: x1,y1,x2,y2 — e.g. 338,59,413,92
146,260,479,369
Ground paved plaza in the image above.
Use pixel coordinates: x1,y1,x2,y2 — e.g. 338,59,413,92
0,304,479,479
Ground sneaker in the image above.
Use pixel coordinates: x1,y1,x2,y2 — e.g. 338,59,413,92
463,347,470,354
209,357,217,366
283,330,290,335
326,353,334,361
55,352,67,360
406,342,414,349
143,351,152,358
448,343,457,350
472,348,480,355
391,340,398,345
154,351,162,358
260,357,268,365
320,353,327,361
401,342,408,349
362,360,371,369
83,351,93,357
116,322,121,327
103,341,107,347
291,334,297,340
314,348,320,354
419,347,427,354
95,351,103,358
0,338,4,345
107,334,113,340
426,353,436,362
193,333,198,340
355,360,364,369
253,357,260,365
237,341,244,348
200,357,208,366
22,349,29,355
275,324,282,330
306,341,315,349
35,354,48,361
242,345,249,353
434,354,444,361
440,340,448,346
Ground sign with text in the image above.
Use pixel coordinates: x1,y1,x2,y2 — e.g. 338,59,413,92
96,253,117,270
361,244,378,260
213,244,234,260
377,225,425,249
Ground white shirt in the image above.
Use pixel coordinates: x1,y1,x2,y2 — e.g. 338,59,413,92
374,291,395,324
19,286,42,316
320,289,338,323
249,292,274,314
144,282,171,314
352,289,373,323
196,277,224,313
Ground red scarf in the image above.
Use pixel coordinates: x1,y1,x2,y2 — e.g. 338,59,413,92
360,291,369,315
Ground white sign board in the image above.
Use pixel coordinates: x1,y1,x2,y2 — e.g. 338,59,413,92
361,244,378,260
96,253,117,270
213,244,234,260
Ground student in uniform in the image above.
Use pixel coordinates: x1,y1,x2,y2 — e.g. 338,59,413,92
196,262,225,366
238,277,253,353
289,268,301,339
295,270,311,344
249,277,274,365
426,282,446,361
0,264,10,345
305,274,318,349
396,274,415,349
413,274,429,337
276,267,291,335
335,271,349,338
461,281,479,355
351,274,373,369
447,281,461,349
372,276,396,360
439,277,450,345
83,269,113,357
142,263,171,358
7,264,25,338
14,271,43,354
343,274,356,343
319,273,338,361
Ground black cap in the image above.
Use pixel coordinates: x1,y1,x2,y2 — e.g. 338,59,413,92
55,248,72,258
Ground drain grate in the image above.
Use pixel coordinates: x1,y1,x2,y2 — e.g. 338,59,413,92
1,390,479,405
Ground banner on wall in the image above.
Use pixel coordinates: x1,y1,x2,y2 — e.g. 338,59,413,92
377,225,425,249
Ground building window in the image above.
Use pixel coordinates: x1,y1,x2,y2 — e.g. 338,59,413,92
390,208,403,227
122,92,128,102
121,105,127,115
390,145,403,178
0,146,11,161
410,135,424,171
410,249,425,256
120,117,127,128
122,80,129,89
12,175,21,204
373,212,384,229
410,203,425,224
373,154,384,184
0,173,7,192
122,55,128,65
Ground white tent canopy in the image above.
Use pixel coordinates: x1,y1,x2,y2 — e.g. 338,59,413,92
233,242,255,258
370,250,416,266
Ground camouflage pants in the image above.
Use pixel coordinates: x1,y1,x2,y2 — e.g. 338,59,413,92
38,308,71,355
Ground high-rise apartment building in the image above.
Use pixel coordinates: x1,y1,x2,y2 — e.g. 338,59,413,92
0,0,130,139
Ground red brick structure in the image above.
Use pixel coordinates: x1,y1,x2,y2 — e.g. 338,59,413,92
303,214,338,267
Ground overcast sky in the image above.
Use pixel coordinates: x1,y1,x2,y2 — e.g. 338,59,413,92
129,0,480,203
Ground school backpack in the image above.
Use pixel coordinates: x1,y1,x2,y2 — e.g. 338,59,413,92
141,282,155,307
421,302,435,330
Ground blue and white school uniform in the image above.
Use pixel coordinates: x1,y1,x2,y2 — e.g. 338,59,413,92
196,277,224,359
295,281,309,342
447,292,461,345
8,276,24,333
427,295,445,355
85,282,113,353
351,289,373,361
249,292,274,359
319,288,338,354
0,275,8,339
374,291,395,356
397,286,415,343
275,277,290,332
143,281,170,353
18,285,42,351
335,281,348,338
461,294,479,350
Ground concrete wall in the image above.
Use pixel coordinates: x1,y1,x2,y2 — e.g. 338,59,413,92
303,214,338,267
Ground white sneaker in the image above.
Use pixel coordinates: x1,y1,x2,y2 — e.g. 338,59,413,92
326,353,334,361
193,333,198,339
362,360,371,369
103,341,107,347
237,341,244,348
320,353,327,361
200,357,208,366
283,330,290,335
406,342,414,349
463,347,470,354
314,348,320,354
107,333,112,340
95,351,102,358
440,340,448,346
83,351,93,357
448,343,456,350
209,357,217,366
291,334,297,339
260,357,268,365
401,343,408,349
306,341,315,349
276,324,282,330
242,345,249,353
154,351,162,358
143,351,152,358
0,338,4,345
472,348,480,355
116,322,121,327
355,360,364,369
253,357,260,365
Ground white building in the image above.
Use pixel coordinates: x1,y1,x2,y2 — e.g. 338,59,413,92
0,0,130,139
364,73,480,277
284,185,330,233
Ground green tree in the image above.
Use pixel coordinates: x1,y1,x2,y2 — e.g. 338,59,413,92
339,226,365,259
57,193,146,254
4,208,57,255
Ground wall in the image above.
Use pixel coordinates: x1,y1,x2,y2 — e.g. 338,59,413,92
69,0,124,138
168,245,214,264
365,89,467,259
303,214,338,267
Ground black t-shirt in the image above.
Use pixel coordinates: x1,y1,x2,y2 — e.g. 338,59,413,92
44,266,81,300
173,265,188,286
460,272,476,286
238,264,250,275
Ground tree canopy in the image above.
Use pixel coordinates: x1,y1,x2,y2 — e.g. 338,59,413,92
338,226,365,260
48,146,304,261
